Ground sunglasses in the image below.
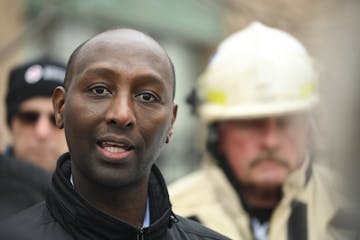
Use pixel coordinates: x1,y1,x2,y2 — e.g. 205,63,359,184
16,111,57,127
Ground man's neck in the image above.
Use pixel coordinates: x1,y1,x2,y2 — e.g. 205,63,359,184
72,173,149,227
88,186,148,227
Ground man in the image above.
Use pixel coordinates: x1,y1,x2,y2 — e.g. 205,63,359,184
5,58,68,172
0,28,229,240
169,22,341,240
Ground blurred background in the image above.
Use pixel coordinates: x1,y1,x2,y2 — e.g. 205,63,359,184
0,0,360,186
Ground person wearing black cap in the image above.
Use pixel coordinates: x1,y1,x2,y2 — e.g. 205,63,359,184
5,57,68,172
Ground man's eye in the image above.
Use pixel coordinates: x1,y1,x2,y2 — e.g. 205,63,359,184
90,86,111,96
137,92,158,103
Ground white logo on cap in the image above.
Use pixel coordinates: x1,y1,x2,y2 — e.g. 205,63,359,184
43,66,65,83
25,64,44,84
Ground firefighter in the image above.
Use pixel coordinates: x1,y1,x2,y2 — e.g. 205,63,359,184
169,22,342,240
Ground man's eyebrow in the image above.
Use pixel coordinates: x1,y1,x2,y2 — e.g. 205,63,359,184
81,67,117,78
133,72,169,88
134,72,163,81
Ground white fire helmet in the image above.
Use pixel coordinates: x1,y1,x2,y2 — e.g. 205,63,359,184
197,22,319,123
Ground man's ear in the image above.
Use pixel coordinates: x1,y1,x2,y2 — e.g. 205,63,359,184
166,104,178,143
52,86,66,129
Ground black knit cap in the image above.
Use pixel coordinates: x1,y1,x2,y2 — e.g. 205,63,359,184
6,57,66,128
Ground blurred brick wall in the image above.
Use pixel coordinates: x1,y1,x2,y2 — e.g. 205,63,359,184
0,0,24,150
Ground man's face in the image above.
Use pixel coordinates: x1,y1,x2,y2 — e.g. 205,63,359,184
11,97,67,172
218,114,309,190
54,30,177,188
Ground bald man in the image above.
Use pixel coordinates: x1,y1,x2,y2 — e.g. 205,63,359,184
0,28,229,240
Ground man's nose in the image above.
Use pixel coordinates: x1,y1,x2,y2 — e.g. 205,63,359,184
106,95,135,128
262,118,280,148
35,115,53,139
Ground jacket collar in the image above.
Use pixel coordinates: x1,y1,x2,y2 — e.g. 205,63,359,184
282,155,312,195
46,152,176,240
203,153,313,220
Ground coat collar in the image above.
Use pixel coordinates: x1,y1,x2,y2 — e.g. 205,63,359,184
203,153,313,220
46,153,176,240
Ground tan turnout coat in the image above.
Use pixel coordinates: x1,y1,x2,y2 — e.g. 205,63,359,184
169,154,344,240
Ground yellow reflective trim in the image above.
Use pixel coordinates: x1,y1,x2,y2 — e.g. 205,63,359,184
300,81,316,98
206,90,227,104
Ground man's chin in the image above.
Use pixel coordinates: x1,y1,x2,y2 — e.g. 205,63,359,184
257,182,282,191
26,154,56,168
250,175,286,189
253,180,284,192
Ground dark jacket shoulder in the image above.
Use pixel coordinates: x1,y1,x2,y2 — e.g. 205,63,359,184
0,154,51,220
0,154,50,187
0,202,71,240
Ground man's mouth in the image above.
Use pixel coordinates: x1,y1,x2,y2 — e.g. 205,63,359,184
96,139,135,160
100,142,128,153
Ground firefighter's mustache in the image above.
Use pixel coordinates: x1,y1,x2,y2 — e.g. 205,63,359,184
250,151,289,169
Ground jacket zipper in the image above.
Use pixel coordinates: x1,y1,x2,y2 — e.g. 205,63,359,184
136,227,144,240
136,212,178,239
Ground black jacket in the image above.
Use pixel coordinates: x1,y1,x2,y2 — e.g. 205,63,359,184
0,154,50,220
0,153,230,240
